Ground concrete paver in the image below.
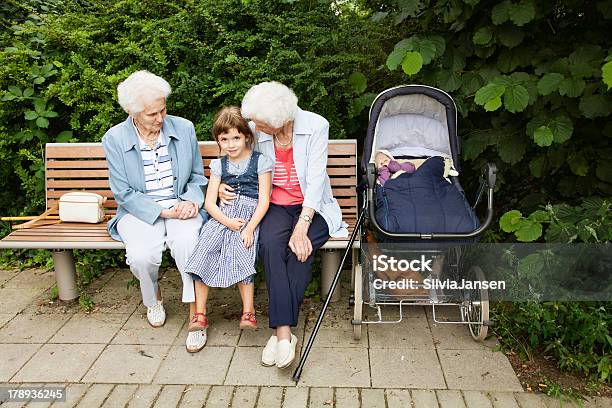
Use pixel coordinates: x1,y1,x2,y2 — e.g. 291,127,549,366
298,347,370,388
154,345,234,385
12,344,104,383
309,387,333,407
412,389,439,407
75,383,114,407
256,386,283,408
370,348,445,389
50,313,129,344
0,268,20,285
175,318,240,347
205,385,234,408
0,313,70,343
232,386,258,408
126,384,162,408
0,344,40,382
369,317,434,349
282,387,308,408
2,269,55,290
100,384,138,407
386,389,413,408
225,347,296,386
463,390,494,408
430,321,497,350
438,350,523,392
489,392,519,408
152,385,185,407
0,313,16,329
179,385,210,408
437,389,466,407
514,392,548,407
50,383,89,407
112,309,185,345
335,387,360,408
82,344,170,383
361,388,385,407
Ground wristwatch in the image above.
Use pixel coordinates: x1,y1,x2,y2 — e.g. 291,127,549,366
299,214,312,224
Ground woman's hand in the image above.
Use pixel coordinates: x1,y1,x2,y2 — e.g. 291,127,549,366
226,218,246,232
174,201,199,219
160,207,179,219
240,226,255,248
218,183,237,205
289,223,312,262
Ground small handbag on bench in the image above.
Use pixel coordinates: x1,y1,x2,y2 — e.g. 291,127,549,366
4,192,107,230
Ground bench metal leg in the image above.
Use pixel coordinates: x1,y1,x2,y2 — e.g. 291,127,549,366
321,250,341,302
52,250,79,301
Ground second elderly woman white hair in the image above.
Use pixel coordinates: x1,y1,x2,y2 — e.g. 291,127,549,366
241,81,298,129
117,70,172,114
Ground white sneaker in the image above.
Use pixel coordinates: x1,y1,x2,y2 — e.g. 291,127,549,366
185,329,207,353
276,334,297,369
261,335,278,367
146,300,166,327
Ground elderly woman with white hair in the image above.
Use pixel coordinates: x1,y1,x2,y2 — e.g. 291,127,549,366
102,70,208,352
220,81,348,368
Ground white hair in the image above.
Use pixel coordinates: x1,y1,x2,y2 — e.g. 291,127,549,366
117,70,171,114
241,81,298,128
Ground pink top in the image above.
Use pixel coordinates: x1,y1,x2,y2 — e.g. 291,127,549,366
270,146,304,205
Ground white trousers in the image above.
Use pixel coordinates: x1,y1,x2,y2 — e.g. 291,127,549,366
117,213,203,307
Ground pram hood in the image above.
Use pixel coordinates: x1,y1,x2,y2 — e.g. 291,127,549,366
362,85,460,173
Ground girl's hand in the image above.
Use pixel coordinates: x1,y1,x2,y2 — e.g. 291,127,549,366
240,227,255,248
227,218,246,232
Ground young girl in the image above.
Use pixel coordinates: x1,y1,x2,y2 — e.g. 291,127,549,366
185,106,272,337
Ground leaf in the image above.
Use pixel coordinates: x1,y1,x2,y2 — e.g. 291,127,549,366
508,0,536,26
558,78,585,97
500,210,523,232
461,72,483,94
386,49,406,71
473,27,493,45
517,254,546,277
22,87,34,98
602,60,612,90
492,0,511,25
498,24,524,48
33,77,45,84
534,126,553,147
4,46,19,53
36,116,49,128
537,73,564,95
498,132,526,164
579,94,612,118
371,12,388,22
24,111,38,120
348,72,367,94
398,0,423,16
401,51,423,76
569,153,589,176
42,110,59,118
33,99,46,113
596,161,612,183
484,96,502,111
528,210,550,223
1,93,17,101
413,39,438,64
503,84,529,112
474,82,506,106
56,131,73,143
8,85,22,96
435,70,462,92
529,156,546,177
515,221,543,242
463,133,490,160
549,115,574,143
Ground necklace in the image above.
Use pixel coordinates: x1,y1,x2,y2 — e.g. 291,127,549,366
274,133,292,147
133,119,160,146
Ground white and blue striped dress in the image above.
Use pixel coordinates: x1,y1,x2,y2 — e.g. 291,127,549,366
185,152,273,288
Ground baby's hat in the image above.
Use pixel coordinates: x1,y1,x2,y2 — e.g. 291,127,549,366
375,149,394,160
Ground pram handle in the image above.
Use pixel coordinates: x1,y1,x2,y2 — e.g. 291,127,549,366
365,162,496,240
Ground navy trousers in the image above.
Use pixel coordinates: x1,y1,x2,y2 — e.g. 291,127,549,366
259,204,329,328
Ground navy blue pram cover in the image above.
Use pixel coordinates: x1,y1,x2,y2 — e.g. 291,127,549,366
375,157,479,234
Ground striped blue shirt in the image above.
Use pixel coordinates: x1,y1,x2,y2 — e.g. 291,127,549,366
134,121,177,209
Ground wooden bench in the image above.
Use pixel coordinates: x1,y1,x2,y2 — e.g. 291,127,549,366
0,141,359,301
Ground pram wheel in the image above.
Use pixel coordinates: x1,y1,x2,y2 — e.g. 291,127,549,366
461,266,489,341
352,263,363,340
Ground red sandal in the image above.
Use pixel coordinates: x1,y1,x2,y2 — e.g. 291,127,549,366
188,312,209,332
239,312,257,329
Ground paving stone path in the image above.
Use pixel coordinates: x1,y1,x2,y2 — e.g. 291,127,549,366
0,267,609,407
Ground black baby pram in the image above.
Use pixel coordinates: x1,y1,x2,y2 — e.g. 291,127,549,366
293,85,497,381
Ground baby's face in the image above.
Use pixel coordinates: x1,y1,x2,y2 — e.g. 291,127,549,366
375,152,391,168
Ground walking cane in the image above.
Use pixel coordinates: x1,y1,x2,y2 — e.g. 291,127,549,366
293,208,366,382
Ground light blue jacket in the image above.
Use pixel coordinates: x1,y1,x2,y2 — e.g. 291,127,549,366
102,115,208,241
253,108,348,238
